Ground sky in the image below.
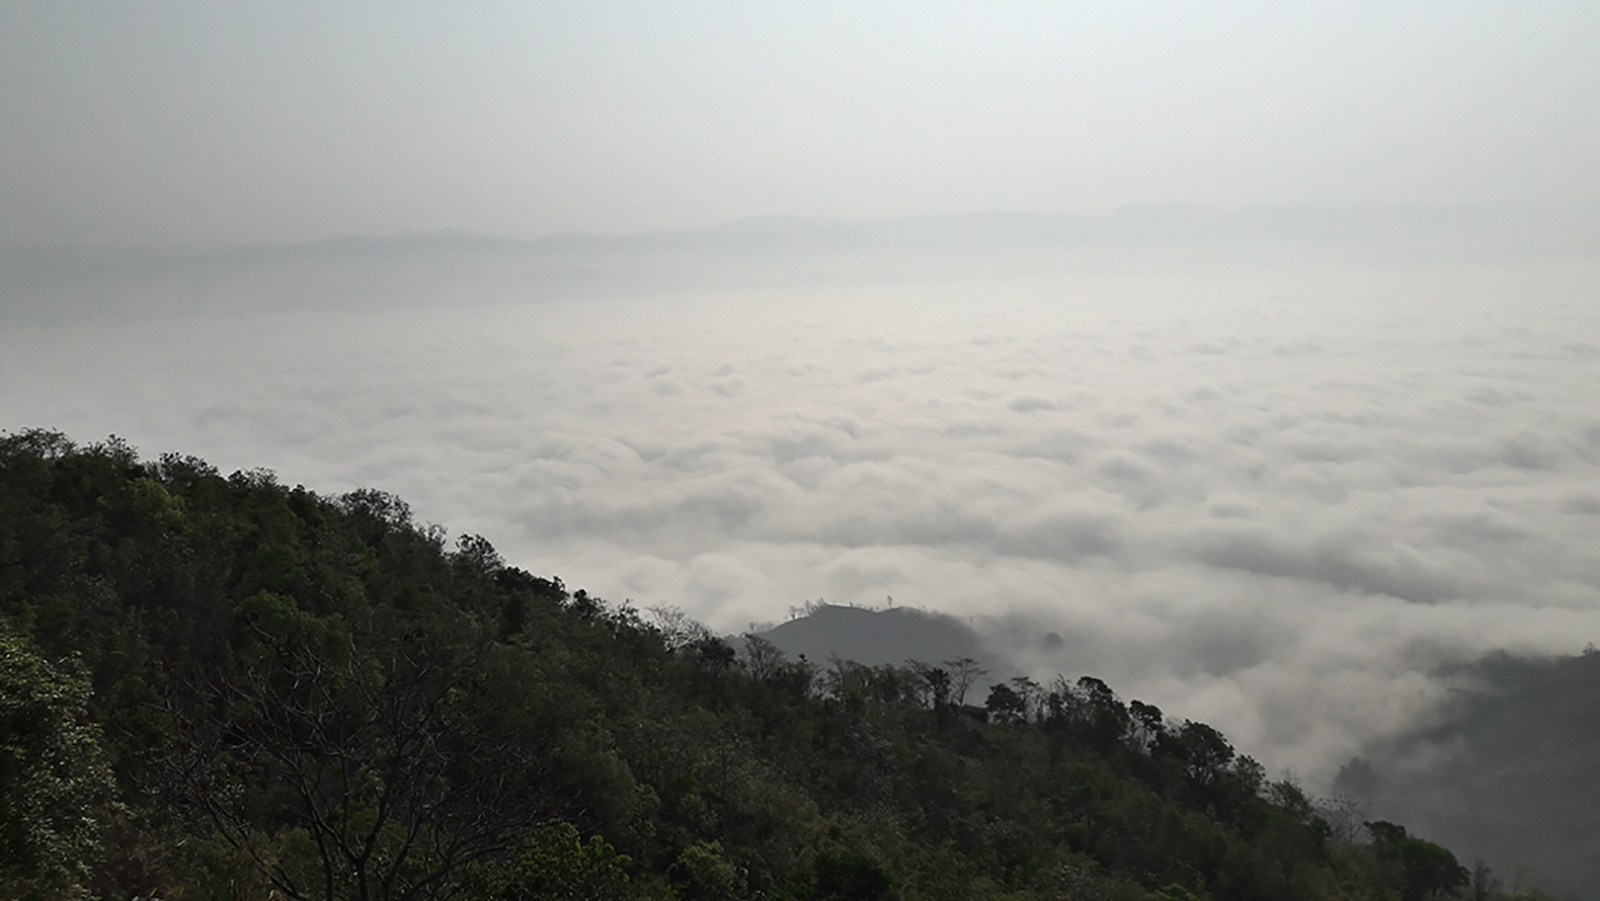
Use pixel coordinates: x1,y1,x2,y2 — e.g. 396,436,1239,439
4,2,1600,246
3,3,1600,793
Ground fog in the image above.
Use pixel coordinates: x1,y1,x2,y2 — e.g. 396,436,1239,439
5,218,1598,786
6,1,1600,811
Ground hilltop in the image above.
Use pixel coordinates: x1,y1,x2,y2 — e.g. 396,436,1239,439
755,603,989,673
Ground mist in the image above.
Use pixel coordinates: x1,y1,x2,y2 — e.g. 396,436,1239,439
5,212,1598,789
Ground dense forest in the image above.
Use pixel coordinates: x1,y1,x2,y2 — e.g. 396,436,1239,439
0,429,1542,901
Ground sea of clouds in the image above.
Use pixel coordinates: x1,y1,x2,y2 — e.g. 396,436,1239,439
4,239,1598,785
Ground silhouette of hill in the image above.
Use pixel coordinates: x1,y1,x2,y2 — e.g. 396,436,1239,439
754,603,992,672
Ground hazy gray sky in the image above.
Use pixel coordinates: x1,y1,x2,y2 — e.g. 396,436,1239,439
5,2,1599,246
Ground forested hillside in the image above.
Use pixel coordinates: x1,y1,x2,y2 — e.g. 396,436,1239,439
0,430,1513,900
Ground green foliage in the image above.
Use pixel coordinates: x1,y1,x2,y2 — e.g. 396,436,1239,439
0,626,117,900
1367,821,1470,901
0,430,1506,901
493,820,643,901
984,681,1024,723
811,851,894,901
668,842,743,901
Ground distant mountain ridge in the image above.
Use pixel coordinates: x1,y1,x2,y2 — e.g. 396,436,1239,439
8,203,1599,320
15,202,1600,255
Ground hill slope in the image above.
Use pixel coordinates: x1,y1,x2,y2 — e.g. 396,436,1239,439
0,429,1497,900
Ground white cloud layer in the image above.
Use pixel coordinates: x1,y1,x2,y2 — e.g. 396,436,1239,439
4,252,1598,785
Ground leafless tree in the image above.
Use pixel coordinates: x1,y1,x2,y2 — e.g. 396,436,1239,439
160,603,558,901
738,633,787,682
942,657,988,707
646,604,713,654
1313,794,1370,847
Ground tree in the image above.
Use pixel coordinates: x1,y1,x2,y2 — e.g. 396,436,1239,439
667,842,741,901
161,593,557,901
647,605,712,654
491,821,639,901
0,626,118,900
813,851,894,901
942,657,987,707
1176,721,1234,785
1128,699,1166,752
1008,677,1043,723
1314,794,1369,846
1469,858,1499,901
739,634,787,682
985,682,1025,723
908,662,950,710
1367,821,1470,901
692,636,737,682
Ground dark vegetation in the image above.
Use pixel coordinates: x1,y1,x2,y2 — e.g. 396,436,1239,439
1336,651,1600,899
0,429,1535,900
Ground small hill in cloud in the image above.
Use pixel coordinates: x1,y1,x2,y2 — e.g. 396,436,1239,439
753,602,993,673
